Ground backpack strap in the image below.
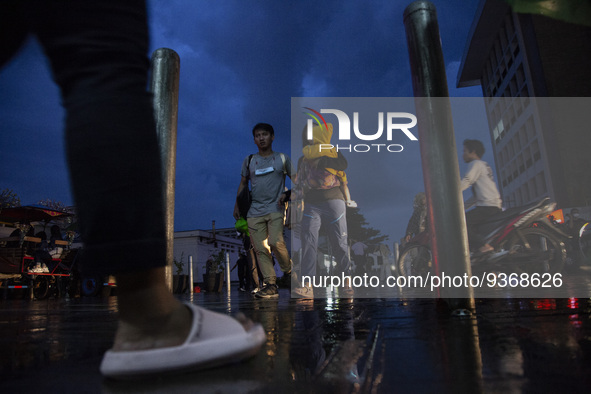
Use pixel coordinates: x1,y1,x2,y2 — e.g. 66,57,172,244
245,154,254,179
279,153,287,175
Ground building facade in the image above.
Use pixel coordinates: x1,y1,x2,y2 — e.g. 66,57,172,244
173,228,244,283
457,0,591,209
173,225,290,284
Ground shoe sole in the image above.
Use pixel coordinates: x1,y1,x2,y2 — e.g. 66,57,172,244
255,293,279,299
292,293,313,299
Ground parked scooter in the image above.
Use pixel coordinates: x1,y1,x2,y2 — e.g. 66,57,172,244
550,214,590,271
397,198,568,277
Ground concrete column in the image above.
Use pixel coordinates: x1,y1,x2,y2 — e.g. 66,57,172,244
150,48,180,292
403,1,473,310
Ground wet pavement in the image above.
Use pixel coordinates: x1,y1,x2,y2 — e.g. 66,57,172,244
2,277,591,393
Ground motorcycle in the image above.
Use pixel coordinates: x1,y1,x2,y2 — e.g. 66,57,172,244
397,198,568,278
580,222,591,265
549,215,590,272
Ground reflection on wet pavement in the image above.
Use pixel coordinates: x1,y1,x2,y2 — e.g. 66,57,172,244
1,288,591,392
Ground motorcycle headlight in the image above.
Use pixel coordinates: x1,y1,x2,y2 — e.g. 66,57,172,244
542,202,557,215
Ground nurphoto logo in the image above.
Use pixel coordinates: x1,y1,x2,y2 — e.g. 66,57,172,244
303,107,419,153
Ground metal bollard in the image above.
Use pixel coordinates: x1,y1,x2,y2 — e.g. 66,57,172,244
189,255,194,294
403,1,473,309
225,253,231,295
150,48,180,292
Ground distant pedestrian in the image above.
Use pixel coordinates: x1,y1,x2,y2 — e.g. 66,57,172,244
293,122,354,298
235,219,263,293
404,192,428,244
233,123,294,299
461,139,502,254
232,252,248,291
351,239,368,274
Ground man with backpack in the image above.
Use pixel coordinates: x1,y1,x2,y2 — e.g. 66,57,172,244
233,123,293,298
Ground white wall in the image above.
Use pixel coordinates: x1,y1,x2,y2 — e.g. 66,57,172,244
173,229,243,284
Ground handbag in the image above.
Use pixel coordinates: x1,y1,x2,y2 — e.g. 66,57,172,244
285,196,304,230
285,178,305,230
236,185,251,219
236,154,254,219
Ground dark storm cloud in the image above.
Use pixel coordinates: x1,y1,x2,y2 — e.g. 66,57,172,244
1,0,484,242
0,40,70,204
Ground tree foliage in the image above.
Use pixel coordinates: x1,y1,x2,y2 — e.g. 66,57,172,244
346,207,388,246
0,188,21,209
37,199,68,212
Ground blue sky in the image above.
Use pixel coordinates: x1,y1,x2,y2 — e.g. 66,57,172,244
0,0,486,244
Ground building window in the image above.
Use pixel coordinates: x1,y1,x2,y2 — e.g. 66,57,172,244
531,139,541,162
519,126,528,145
513,133,521,151
518,154,525,174
510,76,518,96
536,172,547,194
516,64,525,87
529,178,537,201
522,184,530,203
506,50,514,70
520,85,529,100
482,65,490,88
524,147,532,168
494,118,504,144
528,116,537,139
512,161,518,180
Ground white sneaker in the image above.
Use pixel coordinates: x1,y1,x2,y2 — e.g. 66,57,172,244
292,286,314,299
251,287,260,295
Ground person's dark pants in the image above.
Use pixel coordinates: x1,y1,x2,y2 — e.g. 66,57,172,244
237,258,247,289
465,206,502,251
300,199,352,280
0,0,166,274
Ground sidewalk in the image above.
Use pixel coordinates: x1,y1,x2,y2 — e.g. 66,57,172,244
1,284,591,393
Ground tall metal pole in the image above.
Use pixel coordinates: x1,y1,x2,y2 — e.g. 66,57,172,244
189,255,194,294
226,252,231,295
150,48,180,292
403,2,473,310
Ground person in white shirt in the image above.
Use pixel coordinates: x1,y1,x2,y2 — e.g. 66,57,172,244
460,139,502,255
